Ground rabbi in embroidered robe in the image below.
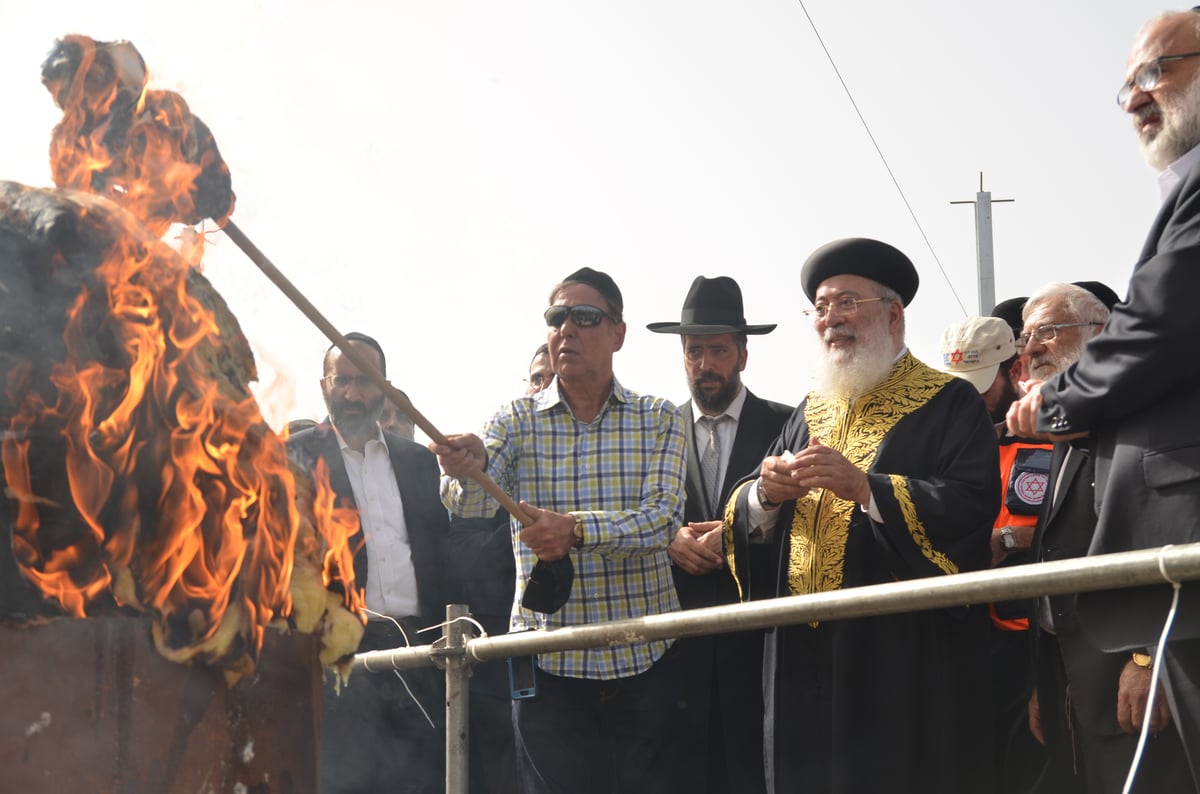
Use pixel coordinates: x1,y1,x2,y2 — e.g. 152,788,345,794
725,238,1000,794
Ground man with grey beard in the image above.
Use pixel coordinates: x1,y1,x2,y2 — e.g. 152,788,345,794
287,332,450,794
1008,10,1200,790
1021,283,1191,793
724,238,1000,794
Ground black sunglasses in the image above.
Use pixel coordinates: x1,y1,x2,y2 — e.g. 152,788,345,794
544,304,613,328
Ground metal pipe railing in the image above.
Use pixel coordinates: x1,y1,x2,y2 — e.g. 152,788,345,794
351,543,1200,794
354,543,1200,672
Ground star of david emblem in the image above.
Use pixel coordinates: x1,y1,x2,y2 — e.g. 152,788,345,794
950,349,964,365
1015,472,1047,505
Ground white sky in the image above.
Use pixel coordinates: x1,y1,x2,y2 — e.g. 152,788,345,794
0,1,1176,437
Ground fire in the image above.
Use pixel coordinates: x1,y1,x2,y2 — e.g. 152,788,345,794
41,34,235,237
0,35,361,676
310,458,364,610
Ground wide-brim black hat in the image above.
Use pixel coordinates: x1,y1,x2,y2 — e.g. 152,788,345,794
647,275,776,335
800,238,919,306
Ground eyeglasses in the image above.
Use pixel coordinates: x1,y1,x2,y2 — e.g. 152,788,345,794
544,304,614,328
1017,322,1102,349
323,374,375,390
1117,51,1200,106
802,296,883,320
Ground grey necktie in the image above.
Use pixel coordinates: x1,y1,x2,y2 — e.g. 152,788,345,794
698,415,729,516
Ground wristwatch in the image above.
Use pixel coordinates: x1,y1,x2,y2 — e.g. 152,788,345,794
1131,652,1153,669
1000,526,1017,552
756,477,780,510
571,514,584,547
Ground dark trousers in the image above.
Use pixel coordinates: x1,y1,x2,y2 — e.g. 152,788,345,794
321,619,445,794
468,660,520,794
1034,633,1191,794
512,644,686,794
1163,638,1200,793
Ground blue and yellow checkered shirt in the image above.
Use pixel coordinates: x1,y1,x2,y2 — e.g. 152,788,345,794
441,377,686,679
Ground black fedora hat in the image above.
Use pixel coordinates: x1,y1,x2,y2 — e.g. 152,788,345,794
647,276,776,335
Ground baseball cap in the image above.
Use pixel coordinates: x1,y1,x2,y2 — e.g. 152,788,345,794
937,316,1017,394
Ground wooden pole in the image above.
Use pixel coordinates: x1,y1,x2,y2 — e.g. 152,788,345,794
219,219,532,526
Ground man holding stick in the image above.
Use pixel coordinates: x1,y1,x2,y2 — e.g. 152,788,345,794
433,267,687,794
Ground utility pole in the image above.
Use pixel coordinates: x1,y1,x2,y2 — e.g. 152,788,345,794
951,173,1014,315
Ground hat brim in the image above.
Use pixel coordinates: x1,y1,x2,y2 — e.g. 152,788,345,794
945,363,1001,395
646,322,777,335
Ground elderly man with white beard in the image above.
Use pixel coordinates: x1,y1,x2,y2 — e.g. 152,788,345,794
722,238,1001,794
1020,282,1192,793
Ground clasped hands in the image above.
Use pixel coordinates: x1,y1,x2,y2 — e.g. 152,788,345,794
758,439,871,509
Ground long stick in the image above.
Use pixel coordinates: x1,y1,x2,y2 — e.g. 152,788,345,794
220,219,532,526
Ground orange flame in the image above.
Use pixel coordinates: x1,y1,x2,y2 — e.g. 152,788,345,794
310,458,365,616
0,35,358,674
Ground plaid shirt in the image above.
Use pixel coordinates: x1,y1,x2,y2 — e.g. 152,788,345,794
441,377,685,679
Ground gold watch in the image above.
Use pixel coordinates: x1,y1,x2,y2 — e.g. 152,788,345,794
1131,652,1153,669
572,514,584,547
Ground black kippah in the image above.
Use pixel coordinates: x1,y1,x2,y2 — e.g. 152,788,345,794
561,267,624,319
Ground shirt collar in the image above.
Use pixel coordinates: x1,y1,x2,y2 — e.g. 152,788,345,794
692,384,747,425
1159,142,1200,201
535,375,630,413
332,422,386,452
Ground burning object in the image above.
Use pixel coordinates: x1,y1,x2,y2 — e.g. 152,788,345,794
0,33,365,678
0,181,361,676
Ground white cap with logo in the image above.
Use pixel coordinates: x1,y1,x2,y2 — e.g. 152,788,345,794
937,316,1018,393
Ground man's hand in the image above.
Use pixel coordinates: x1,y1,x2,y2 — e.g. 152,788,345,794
791,439,871,507
1117,659,1172,734
517,502,577,562
669,520,724,575
429,433,486,479
757,452,809,506
1006,383,1046,439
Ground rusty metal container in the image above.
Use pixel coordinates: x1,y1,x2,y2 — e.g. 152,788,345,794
0,617,319,793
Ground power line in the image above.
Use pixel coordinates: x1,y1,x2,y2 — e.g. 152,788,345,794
796,1,968,316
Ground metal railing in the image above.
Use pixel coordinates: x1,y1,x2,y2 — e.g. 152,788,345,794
351,543,1200,794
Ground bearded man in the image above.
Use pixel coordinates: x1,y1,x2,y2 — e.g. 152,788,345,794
1007,11,1200,790
725,238,1000,794
647,275,791,794
287,332,449,794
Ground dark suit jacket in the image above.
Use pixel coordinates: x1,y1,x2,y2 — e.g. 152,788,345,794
286,423,448,631
674,389,793,608
1033,442,1129,735
1038,161,1200,649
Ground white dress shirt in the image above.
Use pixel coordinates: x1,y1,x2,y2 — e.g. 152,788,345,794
336,425,421,619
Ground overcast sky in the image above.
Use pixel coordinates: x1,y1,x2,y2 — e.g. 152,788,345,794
0,1,1177,436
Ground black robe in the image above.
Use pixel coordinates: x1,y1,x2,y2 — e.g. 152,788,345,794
727,353,1000,794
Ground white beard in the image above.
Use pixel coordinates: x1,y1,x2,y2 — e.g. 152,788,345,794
1137,66,1200,171
812,312,897,399
1028,335,1088,381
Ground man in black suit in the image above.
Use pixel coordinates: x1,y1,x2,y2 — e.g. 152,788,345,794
1019,283,1189,793
287,332,449,794
1008,11,1200,790
648,276,792,794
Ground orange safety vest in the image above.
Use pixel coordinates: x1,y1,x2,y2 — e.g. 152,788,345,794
991,438,1053,631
